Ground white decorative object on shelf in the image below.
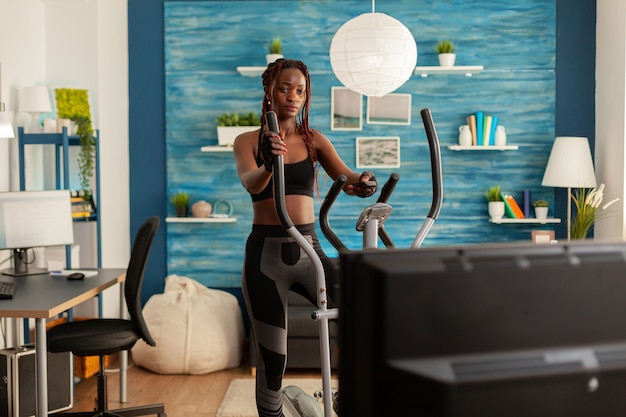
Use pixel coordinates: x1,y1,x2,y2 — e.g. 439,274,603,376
489,218,561,224
458,125,472,146
448,145,518,151
414,65,484,77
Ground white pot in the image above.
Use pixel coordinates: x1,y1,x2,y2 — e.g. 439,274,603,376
266,54,283,65
534,206,549,220
438,53,456,67
217,126,259,146
488,201,505,221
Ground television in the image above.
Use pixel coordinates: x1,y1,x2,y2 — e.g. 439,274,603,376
0,190,74,276
339,240,626,416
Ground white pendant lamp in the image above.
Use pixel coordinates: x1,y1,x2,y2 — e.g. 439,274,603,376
329,0,417,97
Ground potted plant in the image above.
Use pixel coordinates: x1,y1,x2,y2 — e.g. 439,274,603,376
532,199,549,220
435,39,456,67
216,112,261,146
485,185,504,221
55,88,95,208
266,37,283,64
171,191,190,217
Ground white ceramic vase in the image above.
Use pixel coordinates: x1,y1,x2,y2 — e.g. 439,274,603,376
495,125,507,146
266,54,283,65
488,201,505,221
534,206,549,220
458,125,472,146
438,53,456,67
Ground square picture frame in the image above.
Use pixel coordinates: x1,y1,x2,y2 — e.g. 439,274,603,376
331,87,363,131
531,230,555,244
356,137,401,169
366,93,412,125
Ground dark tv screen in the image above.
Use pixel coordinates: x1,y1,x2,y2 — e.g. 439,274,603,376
339,241,626,417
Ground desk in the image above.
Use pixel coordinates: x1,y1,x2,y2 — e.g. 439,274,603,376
0,268,126,417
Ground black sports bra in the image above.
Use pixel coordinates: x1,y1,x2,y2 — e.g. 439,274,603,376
251,157,315,202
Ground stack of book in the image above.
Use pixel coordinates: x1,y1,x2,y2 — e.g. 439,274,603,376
501,192,528,219
466,112,499,146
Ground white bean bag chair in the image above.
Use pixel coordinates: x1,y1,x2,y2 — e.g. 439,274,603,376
131,274,244,374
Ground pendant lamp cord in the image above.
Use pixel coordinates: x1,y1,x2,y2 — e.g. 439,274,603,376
372,0,375,13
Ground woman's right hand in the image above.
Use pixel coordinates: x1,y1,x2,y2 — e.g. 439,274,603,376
260,129,286,171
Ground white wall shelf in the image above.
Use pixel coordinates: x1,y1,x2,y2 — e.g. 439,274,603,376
489,218,561,224
236,66,266,77
448,145,518,151
238,65,484,78
166,216,237,223
201,146,233,152
414,65,484,77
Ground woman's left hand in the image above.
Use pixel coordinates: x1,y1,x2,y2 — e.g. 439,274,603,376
345,171,377,198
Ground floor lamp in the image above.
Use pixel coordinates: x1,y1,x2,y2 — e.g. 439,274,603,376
541,136,597,240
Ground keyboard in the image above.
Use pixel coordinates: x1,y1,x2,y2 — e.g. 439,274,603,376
0,281,16,300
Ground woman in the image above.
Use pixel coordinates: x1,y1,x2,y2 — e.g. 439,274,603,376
234,58,377,417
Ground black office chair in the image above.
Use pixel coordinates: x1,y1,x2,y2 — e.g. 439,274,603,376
48,216,166,417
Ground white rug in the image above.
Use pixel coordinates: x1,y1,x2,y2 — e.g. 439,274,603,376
217,378,338,417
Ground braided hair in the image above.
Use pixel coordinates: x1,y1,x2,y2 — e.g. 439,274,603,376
261,59,318,164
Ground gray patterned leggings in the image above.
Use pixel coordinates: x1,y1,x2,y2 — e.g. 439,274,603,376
242,223,335,417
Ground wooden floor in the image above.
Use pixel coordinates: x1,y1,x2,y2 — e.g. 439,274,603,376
67,351,318,417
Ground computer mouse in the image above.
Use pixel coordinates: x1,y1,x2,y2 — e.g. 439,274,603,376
66,272,85,281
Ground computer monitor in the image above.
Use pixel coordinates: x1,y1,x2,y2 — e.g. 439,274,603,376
0,190,74,276
339,240,626,416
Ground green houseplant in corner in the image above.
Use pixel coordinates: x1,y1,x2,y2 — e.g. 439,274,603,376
485,185,504,221
171,191,190,217
215,112,261,146
55,88,95,208
435,39,456,67
266,36,283,64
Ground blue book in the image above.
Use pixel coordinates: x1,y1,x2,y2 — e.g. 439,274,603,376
475,112,483,146
523,190,531,218
489,116,498,146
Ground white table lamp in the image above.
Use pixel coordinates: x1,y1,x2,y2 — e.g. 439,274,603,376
19,86,52,133
541,136,597,240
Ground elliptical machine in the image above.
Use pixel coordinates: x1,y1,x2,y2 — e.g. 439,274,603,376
267,108,443,417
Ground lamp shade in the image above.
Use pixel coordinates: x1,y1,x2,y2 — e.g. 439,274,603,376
18,86,52,113
542,136,597,188
329,12,417,97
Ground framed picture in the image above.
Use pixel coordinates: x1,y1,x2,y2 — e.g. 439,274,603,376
356,137,401,169
531,230,555,244
331,87,363,130
366,93,412,125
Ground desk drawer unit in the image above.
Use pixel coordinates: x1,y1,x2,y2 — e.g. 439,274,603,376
0,344,72,417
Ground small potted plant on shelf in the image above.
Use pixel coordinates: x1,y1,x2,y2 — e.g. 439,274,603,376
171,191,190,217
532,199,550,220
215,112,261,146
435,39,456,67
266,37,283,64
485,185,504,221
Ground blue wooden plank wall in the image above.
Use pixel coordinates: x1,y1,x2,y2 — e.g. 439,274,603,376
164,0,556,288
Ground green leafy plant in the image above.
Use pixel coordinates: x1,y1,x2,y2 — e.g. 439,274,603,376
55,88,95,204
435,39,455,54
532,199,549,208
570,184,619,239
216,112,261,127
484,185,502,202
170,191,190,208
267,37,283,54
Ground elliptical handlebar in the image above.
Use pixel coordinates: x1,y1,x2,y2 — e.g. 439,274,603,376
420,108,443,222
319,174,348,252
377,173,400,204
